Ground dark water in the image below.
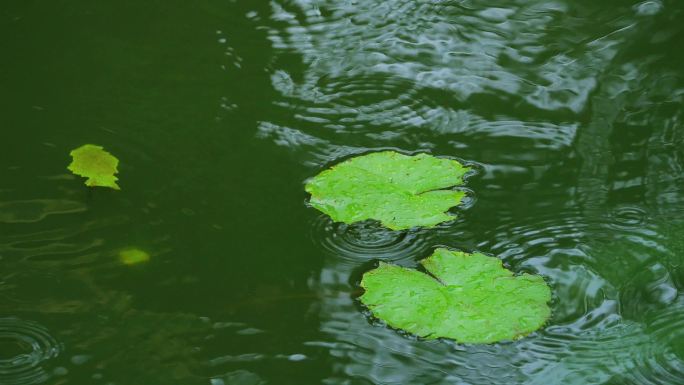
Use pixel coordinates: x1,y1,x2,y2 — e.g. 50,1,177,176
1,1,683,384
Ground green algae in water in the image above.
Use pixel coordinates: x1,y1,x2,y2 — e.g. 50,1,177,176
119,248,150,265
360,248,552,343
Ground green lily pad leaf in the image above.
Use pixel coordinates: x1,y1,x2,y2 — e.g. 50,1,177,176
119,248,150,265
67,144,120,190
305,151,470,230
360,248,552,343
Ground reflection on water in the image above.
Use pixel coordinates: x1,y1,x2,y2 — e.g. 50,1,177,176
311,217,684,384
1,0,683,383
257,0,684,383
259,0,639,159
0,200,87,224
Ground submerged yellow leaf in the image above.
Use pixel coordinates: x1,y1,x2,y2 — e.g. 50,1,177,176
67,144,120,190
119,248,150,265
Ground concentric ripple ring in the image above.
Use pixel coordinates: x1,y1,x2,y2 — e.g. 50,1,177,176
0,318,61,385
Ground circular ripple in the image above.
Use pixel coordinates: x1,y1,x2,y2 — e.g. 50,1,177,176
309,215,431,263
0,318,61,385
477,209,684,384
476,208,590,265
517,320,667,385
607,205,647,229
310,206,684,384
635,297,684,383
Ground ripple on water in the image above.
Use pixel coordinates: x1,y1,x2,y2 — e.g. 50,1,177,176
607,205,648,229
637,296,684,384
266,0,634,111
306,204,684,384
0,200,86,224
0,318,61,385
482,209,684,384
256,0,651,157
477,208,589,266
518,320,664,385
309,215,431,264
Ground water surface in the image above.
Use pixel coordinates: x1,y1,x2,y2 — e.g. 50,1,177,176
1,0,683,384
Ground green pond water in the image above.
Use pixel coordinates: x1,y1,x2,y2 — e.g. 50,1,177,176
1,1,684,384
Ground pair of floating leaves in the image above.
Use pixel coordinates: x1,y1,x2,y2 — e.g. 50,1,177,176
307,152,551,343
360,249,552,343
67,144,120,190
305,151,470,230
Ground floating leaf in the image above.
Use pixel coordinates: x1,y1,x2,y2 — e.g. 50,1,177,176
67,144,120,190
305,151,470,230
119,248,150,265
360,248,552,343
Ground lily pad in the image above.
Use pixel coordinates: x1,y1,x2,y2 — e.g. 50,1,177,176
67,144,120,190
305,151,470,230
360,248,552,343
